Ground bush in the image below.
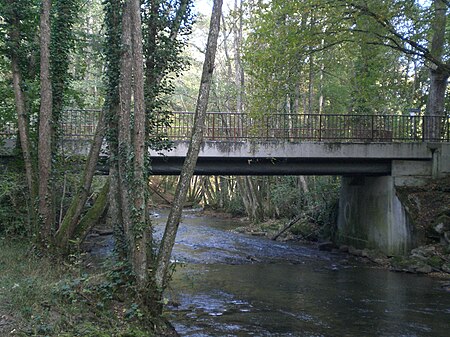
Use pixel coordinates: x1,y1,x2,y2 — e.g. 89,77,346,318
0,171,29,237
271,177,304,218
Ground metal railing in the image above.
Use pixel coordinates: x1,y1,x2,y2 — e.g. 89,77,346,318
161,112,450,142
0,122,17,139
61,108,101,139
2,110,449,143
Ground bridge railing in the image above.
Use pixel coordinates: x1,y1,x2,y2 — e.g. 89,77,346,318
0,123,15,137
163,112,450,142
2,110,449,143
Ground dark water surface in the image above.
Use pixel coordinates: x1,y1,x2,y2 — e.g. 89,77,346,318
151,209,450,337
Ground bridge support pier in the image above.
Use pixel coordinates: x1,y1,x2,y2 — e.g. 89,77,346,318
337,176,413,255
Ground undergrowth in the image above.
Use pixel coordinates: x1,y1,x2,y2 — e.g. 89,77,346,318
0,238,173,336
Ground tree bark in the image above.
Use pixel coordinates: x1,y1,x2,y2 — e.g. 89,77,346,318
117,0,133,254
130,0,150,288
425,0,448,140
155,0,223,291
38,0,54,242
233,0,244,114
8,6,37,203
73,179,110,243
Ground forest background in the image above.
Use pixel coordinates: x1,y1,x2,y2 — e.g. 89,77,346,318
0,0,449,334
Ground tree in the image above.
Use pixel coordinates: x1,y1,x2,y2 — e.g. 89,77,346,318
155,0,223,292
337,0,449,138
243,0,448,142
37,0,53,242
2,0,109,250
3,0,38,212
103,0,195,302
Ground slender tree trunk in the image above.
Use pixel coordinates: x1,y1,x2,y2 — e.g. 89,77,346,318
38,0,54,241
117,0,133,255
155,0,223,291
233,0,244,114
426,69,448,140
10,46,36,202
221,13,233,80
6,1,37,204
74,179,110,243
104,0,125,259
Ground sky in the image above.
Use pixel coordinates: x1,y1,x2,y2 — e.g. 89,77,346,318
194,0,235,16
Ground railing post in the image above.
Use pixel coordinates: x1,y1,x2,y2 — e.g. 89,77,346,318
422,115,425,142
212,113,215,140
319,114,322,141
371,114,374,141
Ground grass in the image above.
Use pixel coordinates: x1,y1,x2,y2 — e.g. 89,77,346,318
0,238,175,336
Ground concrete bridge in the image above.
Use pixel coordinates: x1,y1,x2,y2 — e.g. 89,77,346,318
2,109,450,255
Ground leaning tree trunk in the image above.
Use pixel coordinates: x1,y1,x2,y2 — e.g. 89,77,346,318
54,109,106,249
8,9,37,204
12,58,36,197
38,0,54,242
155,0,223,292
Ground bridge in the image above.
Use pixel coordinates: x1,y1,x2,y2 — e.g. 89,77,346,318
2,109,450,255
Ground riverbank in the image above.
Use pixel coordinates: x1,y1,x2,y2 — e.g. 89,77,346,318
0,238,177,336
213,176,450,279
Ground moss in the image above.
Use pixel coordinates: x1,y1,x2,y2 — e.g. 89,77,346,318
74,179,110,242
390,256,414,269
427,255,444,268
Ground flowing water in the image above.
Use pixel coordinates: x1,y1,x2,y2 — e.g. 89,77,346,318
149,209,450,337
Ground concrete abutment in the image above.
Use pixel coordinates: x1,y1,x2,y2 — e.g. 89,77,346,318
337,144,449,255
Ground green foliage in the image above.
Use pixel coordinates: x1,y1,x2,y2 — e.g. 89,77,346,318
269,176,339,239
227,193,246,216
0,171,28,237
51,0,82,137
0,240,168,336
243,0,427,117
0,0,41,132
142,0,195,152
271,177,304,219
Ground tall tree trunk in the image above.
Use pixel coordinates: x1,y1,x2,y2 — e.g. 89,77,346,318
104,0,125,258
38,0,54,242
130,0,150,288
117,0,133,256
155,0,223,291
425,0,448,140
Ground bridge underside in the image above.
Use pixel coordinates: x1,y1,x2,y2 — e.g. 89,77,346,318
148,157,392,176
146,141,437,176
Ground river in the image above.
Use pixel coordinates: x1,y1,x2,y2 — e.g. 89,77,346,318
149,208,450,337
